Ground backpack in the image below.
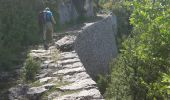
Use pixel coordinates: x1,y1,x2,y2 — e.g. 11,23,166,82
45,11,52,22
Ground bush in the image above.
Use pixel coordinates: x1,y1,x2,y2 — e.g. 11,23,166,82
23,56,40,81
106,0,170,99
96,74,110,95
97,0,132,50
0,0,42,71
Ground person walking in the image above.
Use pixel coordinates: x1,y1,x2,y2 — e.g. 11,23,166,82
39,7,56,50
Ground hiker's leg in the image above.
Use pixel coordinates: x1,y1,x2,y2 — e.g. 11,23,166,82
43,24,48,50
47,22,53,43
43,24,47,41
49,22,54,43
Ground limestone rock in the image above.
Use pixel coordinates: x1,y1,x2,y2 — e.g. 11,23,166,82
75,15,118,78
58,0,94,24
27,86,47,100
54,88,103,100
62,72,90,82
58,57,80,66
8,84,29,100
58,78,96,91
58,1,78,24
55,35,76,52
84,0,94,17
53,67,85,76
39,77,53,83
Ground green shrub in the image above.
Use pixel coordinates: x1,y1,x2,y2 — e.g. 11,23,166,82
97,0,132,50
0,0,41,71
23,56,40,81
106,0,170,99
96,74,110,95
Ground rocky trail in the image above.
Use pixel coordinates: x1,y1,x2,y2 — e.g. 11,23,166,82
9,20,104,100
8,13,118,100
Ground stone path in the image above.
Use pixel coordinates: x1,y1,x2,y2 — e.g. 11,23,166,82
9,28,103,100
28,40,103,99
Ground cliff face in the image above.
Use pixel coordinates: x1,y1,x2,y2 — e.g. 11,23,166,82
58,0,94,24
75,14,118,78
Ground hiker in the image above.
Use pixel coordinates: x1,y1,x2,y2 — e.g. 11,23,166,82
39,7,56,49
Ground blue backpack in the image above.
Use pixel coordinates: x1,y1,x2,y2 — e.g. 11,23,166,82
45,11,52,22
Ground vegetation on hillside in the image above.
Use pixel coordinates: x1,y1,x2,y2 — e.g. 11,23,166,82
23,56,40,81
105,0,170,99
0,0,41,71
0,0,65,71
0,0,98,71
96,0,132,49
1,0,170,99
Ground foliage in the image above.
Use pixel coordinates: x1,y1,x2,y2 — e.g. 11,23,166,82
96,74,110,95
0,0,42,71
98,0,132,49
106,0,170,100
23,56,40,81
0,0,62,71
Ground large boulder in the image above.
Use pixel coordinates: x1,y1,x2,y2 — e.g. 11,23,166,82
75,14,118,78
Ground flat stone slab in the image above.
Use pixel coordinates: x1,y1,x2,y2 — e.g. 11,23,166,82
62,62,83,69
58,58,80,66
60,52,78,60
27,86,47,95
63,72,90,82
53,67,85,76
54,88,103,100
39,77,53,83
58,78,96,91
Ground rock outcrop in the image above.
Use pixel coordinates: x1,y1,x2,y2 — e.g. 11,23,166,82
75,14,118,78
58,0,94,24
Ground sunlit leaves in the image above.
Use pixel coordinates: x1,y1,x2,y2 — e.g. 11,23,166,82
107,0,170,99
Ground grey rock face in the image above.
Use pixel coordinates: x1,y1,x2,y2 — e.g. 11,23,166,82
58,1,78,24
84,0,94,17
58,0,94,24
75,15,118,78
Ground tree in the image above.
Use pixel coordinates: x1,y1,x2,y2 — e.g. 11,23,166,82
106,0,170,99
